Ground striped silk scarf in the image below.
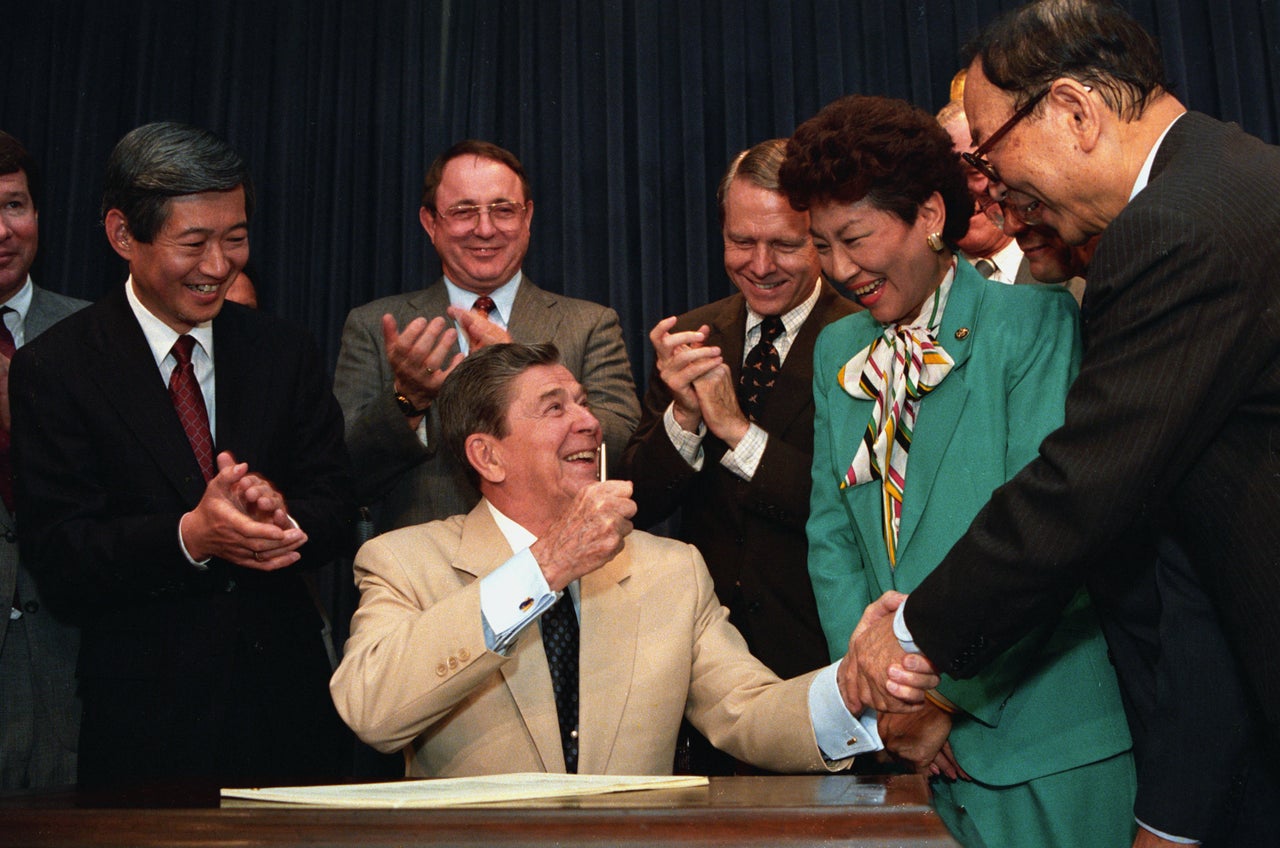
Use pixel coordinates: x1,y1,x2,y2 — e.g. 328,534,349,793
838,270,955,566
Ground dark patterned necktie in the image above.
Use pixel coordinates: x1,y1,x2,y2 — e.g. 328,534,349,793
738,315,784,422
974,257,997,279
540,592,579,773
169,335,216,482
0,307,16,512
472,296,496,317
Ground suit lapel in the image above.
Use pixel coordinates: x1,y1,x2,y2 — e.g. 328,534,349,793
212,310,251,459
825,318,898,585
84,289,207,505
459,503,566,772
26,288,65,338
410,281,461,360
576,545,637,774
894,266,981,554
507,277,565,345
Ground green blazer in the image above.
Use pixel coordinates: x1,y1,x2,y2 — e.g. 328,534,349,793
807,262,1131,787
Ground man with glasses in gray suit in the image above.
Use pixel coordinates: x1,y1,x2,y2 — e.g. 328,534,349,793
334,140,639,537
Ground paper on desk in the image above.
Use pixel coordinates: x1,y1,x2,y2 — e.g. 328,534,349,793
221,773,709,808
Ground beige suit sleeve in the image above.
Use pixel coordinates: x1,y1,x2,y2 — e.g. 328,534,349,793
329,522,506,753
682,545,852,774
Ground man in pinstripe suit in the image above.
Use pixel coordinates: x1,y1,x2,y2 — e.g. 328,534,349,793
843,2,1280,845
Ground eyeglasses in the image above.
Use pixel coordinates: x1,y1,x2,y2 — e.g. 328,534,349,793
435,201,528,233
997,190,1045,229
960,87,1049,186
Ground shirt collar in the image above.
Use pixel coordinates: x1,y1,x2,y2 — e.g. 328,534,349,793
1129,112,1185,201
444,270,523,326
744,275,821,340
1,277,35,345
989,239,1025,283
124,276,215,368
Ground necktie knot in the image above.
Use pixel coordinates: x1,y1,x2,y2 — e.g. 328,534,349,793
171,334,197,365
472,296,496,317
758,315,784,344
974,257,997,279
0,306,17,360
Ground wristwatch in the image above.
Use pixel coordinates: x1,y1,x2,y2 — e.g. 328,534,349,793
394,391,430,417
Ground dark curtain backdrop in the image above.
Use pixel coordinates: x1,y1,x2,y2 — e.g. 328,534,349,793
5,0,1278,382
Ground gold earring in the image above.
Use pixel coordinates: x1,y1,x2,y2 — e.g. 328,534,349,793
926,232,945,253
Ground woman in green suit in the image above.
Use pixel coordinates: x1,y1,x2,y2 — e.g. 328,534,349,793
779,95,1135,848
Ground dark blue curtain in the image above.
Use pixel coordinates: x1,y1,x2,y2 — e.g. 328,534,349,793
4,0,1277,383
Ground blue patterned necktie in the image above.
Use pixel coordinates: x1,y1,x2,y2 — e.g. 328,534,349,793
540,592,579,773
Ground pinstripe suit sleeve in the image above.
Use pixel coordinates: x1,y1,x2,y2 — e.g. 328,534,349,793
907,198,1272,676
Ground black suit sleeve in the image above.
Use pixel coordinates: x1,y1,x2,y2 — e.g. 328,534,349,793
906,197,1279,679
11,336,191,610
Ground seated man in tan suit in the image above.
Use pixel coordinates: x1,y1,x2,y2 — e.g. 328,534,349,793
330,343,900,776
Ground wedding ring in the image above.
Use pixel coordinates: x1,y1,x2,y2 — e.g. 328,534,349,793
424,366,435,374
253,551,263,562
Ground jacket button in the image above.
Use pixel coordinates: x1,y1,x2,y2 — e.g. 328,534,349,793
436,663,448,677
448,656,459,669
23,600,39,614
458,648,471,662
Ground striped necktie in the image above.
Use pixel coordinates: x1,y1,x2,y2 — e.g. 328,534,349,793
838,276,954,566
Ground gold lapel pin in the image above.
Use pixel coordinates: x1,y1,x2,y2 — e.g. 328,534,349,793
954,327,970,340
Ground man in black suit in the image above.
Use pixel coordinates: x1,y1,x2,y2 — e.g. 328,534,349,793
11,122,354,788
841,2,1280,845
622,139,856,683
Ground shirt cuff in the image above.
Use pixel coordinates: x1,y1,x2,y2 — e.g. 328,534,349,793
1136,819,1200,845
893,599,920,654
479,547,558,654
809,661,883,759
719,423,767,481
177,512,211,570
415,413,429,448
662,403,705,470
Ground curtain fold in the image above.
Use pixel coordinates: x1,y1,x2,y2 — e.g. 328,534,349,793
6,1,1276,379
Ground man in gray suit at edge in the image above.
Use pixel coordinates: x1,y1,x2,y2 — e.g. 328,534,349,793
0,130,89,788
334,140,640,535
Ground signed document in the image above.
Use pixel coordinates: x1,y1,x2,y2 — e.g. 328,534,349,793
221,773,709,808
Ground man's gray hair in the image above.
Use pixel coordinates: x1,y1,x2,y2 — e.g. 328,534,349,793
438,343,563,485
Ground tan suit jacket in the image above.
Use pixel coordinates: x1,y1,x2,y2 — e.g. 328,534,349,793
330,501,849,777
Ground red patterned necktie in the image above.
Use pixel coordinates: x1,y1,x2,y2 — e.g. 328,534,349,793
169,335,215,482
472,296,496,317
738,315,784,422
0,308,16,511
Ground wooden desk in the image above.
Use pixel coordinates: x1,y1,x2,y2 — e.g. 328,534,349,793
1,774,959,847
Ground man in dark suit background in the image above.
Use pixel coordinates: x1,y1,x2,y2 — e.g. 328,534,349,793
11,122,354,788
621,139,856,685
0,130,88,789
841,2,1280,845
333,140,639,537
